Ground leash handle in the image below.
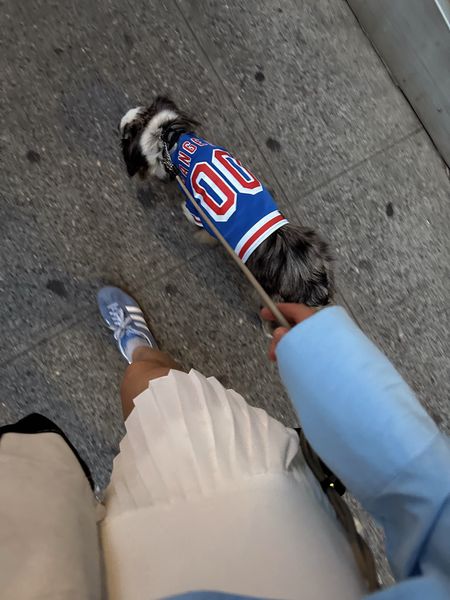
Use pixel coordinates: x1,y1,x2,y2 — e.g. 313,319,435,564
175,175,291,330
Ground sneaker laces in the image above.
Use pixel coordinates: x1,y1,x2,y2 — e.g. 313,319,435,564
108,304,134,341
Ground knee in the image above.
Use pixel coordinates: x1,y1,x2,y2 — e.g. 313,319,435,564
121,360,152,395
120,359,173,398
120,348,182,398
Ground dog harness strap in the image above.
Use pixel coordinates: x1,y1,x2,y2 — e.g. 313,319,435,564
162,125,187,152
170,133,288,263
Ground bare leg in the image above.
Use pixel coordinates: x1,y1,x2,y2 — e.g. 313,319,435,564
120,346,183,420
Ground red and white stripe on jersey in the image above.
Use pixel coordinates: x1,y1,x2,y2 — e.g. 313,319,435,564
234,210,288,263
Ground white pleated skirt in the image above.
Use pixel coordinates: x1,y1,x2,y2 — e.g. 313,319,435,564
101,370,365,600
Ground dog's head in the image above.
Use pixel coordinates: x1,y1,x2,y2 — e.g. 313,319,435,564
119,96,198,180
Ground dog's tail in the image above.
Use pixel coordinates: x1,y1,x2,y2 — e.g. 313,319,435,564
246,223,334,306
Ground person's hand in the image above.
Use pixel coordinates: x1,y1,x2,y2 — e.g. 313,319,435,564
260,304,317,361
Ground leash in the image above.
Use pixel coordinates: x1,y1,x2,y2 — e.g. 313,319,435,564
161,138,379,591
298,430,379,591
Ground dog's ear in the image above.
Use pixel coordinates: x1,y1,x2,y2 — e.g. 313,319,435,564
121,125,148,177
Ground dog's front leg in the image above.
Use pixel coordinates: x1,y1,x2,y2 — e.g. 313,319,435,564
181,200,200,226
181,201,218,246
193,229,218,246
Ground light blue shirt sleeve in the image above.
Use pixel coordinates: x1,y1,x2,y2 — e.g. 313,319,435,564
276,306,450,598
166,307,450,600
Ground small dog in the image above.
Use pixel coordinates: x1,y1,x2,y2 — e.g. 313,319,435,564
120,96,334,306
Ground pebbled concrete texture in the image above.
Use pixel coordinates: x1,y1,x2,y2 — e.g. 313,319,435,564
176,0,419,197
0,0,449,586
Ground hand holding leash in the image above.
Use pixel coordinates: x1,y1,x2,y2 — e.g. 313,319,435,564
261,304,317,361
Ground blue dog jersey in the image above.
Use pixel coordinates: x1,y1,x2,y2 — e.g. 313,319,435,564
171,133,288,263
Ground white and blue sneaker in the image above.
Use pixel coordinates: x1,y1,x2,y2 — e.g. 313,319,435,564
97,286,157,363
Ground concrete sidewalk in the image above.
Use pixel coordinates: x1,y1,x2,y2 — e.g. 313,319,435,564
1,0,449,584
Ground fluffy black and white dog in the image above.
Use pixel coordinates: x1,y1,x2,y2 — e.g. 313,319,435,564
120,96,333,306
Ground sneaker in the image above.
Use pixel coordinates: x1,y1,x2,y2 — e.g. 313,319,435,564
97,286,157,363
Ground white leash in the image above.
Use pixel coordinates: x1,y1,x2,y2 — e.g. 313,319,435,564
162,139,379,591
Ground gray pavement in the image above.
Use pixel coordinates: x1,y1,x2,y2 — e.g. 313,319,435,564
1,0,449,585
